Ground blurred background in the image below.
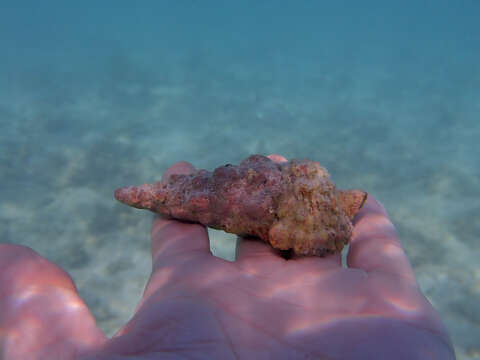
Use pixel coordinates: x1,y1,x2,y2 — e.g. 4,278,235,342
0,1,479,358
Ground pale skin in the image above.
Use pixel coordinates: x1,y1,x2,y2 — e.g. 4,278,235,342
0,155,455,359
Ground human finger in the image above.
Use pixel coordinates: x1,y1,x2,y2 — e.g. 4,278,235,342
151,161,210,267
161,160,197,182
347,196,416,280
267,153,288,163
235,236,284,263
151,217,210,268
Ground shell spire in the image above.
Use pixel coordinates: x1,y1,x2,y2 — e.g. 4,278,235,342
115,155,368,256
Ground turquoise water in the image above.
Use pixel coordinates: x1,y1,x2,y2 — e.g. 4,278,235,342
1,1,479,358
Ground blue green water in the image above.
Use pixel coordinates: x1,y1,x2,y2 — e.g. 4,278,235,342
1,2,479,358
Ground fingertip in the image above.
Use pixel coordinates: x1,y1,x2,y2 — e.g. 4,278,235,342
161,161,196,182
267,154,288,164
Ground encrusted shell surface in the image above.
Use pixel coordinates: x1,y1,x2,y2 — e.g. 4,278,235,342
115,155,367,256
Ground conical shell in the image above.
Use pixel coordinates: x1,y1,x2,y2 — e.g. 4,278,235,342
115,155,367,256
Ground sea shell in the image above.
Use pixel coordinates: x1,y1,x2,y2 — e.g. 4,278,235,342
115,155,367,256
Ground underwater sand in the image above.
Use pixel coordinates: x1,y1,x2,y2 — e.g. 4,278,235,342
1,51,479,360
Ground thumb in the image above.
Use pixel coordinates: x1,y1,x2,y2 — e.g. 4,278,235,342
0,244,106,359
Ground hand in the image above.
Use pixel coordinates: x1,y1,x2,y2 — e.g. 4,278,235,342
0,157,455,360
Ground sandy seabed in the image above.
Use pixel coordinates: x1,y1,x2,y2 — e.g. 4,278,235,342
1,59,479,359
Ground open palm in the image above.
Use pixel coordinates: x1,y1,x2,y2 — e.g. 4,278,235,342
0,158,454,359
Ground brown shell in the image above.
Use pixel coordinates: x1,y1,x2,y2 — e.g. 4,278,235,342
115,155,367,256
